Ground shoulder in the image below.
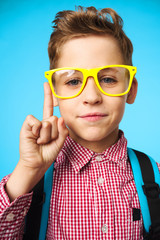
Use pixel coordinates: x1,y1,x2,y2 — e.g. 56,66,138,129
128,148,160,173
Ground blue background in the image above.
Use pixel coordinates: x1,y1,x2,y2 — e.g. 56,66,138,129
0,0,160,179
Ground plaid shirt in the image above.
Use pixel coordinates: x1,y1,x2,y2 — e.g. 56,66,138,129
0,131,159,239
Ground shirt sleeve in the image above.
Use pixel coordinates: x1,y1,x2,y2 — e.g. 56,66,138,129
0,175,33,239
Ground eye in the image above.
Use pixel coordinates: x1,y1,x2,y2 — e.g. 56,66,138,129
66,79,82,86
100,77,117,84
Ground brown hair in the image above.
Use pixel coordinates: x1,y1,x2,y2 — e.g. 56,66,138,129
48,6,133,69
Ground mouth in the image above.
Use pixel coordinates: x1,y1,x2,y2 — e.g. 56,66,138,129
79,112,108,122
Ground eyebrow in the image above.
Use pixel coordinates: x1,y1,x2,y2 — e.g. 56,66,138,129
99,67,119,74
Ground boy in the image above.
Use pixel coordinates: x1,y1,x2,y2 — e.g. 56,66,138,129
0,6,159,240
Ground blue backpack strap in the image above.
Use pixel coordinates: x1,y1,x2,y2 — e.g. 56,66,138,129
39,162,54,240
127,147,151,232
128,148,160,237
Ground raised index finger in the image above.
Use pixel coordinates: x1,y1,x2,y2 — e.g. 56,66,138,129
43,82,54,119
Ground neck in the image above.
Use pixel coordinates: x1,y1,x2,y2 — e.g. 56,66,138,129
69,128,120,153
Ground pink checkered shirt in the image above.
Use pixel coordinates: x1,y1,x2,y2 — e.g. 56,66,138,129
0,131,160,239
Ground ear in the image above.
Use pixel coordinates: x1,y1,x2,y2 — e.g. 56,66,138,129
52,93,59,107
126,77,138,104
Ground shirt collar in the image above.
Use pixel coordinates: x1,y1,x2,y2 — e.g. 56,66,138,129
102,130,128,170
55,130,128,173
57,136,94,173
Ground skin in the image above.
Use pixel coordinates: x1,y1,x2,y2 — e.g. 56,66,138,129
54,35,138,152
5,34,137,202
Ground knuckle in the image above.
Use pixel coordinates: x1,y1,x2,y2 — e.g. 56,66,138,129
42,121,51,128
33,121,42,132
25,115,41,128
50,115,58,122
37,121,42,128
46,116,58,127
26,114,34,122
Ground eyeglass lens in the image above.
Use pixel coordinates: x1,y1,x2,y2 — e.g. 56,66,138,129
51,67,130,97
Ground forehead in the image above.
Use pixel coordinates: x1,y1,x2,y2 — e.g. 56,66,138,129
56,35,125,69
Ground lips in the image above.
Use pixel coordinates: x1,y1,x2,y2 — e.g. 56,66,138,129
80,112,107,117
79,112,107,122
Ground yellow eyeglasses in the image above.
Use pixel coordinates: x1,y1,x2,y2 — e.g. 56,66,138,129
45,65,137,99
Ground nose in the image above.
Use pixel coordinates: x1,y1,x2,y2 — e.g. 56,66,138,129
81,77,102,105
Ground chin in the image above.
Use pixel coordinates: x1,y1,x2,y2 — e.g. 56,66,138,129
79,131,109,142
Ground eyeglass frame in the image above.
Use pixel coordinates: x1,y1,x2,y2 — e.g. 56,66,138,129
44,65,137,99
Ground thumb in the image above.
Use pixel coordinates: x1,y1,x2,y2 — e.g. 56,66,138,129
57,117,69,144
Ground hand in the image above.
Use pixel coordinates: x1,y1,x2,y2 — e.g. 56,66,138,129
5,82,68,201
19,82,68,172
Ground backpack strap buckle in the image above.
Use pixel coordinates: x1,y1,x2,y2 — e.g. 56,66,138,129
142,183,160,199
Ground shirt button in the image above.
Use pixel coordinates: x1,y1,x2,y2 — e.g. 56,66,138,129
23,207,28,216
6,213,15,221
98,177,104,185
102,224,108,233
95,155,102,161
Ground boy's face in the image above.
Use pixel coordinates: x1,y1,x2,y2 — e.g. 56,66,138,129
54,35,137,152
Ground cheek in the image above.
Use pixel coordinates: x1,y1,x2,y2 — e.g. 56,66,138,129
107,96,126,119
58,101,74,121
